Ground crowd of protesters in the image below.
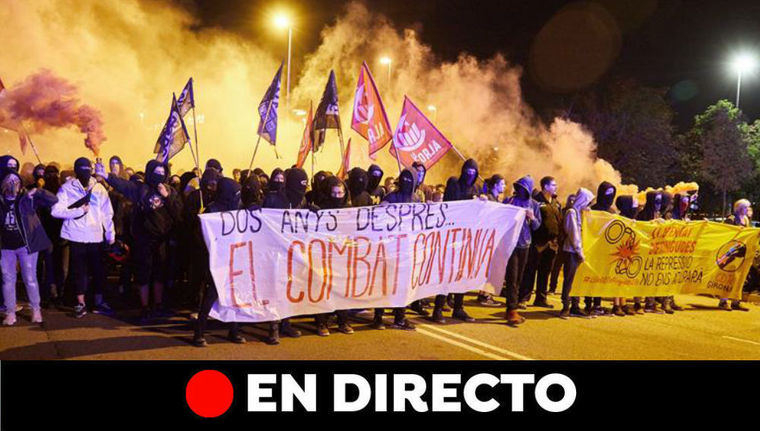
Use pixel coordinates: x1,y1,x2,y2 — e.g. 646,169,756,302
0,154,756,347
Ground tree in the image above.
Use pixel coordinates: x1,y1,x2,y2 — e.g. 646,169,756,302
687,100,752,215
570,78,678,187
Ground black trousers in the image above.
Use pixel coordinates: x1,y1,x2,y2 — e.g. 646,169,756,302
374,307,406,322
38,244,65,300
505,247,530,311
315,310,349,326
434,293,463,311
560,251,582,307
195,276,239,337
519,244,556,305
69,242,105,297
549,250,564,293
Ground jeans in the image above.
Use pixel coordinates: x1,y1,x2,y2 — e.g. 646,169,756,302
2,247,41,312
69,242,106,297
560,251,582,307
519,244,556,304
505,247,530,311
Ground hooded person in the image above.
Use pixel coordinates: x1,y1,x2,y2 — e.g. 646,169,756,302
305,170,328,206
718,199,753,312
558,187,594,319
430,159,481,324
411,161,427,203
615,195,639,219
193,177,245,346
29,164,46,190
98,158,182,321
241,173,264,208
503,175,542,325
260,168,309,345
37,164,66,307
660,191,674,220
51,157,115,318
519,176,561,310
347,167,373,207
585,181,618,315
367,164,385,204
0,155,20,179
205,158,223,174
637,191,662,221
369,169,420,330
0,170,58,325
268,168,285,193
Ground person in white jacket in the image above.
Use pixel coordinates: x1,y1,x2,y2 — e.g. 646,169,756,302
51,157,115,318
559,187,594,319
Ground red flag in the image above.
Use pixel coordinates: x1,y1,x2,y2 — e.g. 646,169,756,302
351,62,392,160
390,96,452,170
295,103,314,169
18,129,28,155
0,76,5,94
337,138,352,180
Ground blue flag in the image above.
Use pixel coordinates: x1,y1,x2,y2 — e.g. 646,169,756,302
154,94,191,163
177,78,195,117
312,70,341,151
257,63,282,146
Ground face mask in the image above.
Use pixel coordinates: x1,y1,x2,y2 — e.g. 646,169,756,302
148,167,166,187
400,176,414,194
75,167,92,186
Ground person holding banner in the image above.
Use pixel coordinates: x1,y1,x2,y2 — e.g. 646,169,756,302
614,195,640,315
504,175,542,325
559,188,595,319
586,181,618,316
192,177,245,347
477,174,507,307
367,164,386,204
719,199,752,311
431,159,481,324
261,168,308,344
373,168,419,331
313,176,356,336
636,190,666,314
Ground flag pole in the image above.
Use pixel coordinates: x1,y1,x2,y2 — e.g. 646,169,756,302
249,97,275,171
190,106,201,170
19,125,42,165
336,123,346,171
449,141,485,182
389,141,403,174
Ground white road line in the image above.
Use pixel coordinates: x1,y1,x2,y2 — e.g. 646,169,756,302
415,328,510,360
415,323,535,360
722,336,760,346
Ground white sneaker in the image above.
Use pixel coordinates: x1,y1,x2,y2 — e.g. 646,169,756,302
15,304,22,312
32,309,43,323
3,313,17,326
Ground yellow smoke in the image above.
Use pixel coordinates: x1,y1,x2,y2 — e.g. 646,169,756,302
2,0,626,195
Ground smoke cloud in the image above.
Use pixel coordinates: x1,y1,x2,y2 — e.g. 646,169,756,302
1,0,625,195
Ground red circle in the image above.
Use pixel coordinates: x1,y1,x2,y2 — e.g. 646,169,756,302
186,370,234,418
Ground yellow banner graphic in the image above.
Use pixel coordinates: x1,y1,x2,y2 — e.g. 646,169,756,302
571,211,760,300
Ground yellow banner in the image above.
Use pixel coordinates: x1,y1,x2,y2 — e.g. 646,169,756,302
571,211,760,300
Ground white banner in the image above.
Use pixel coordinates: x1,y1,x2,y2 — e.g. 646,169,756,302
200,200,525,322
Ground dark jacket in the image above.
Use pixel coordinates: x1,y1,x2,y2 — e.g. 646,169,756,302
347,167,373,207
367,164,386,203
208,178,242,213
320,176,349,210
504,175,542,248
615,195,638,219
264,168,310,210
106,160,182,241
383,169,417,204
533,190,562,247
444,158,479,202
637,191,662,221
0,175,58,253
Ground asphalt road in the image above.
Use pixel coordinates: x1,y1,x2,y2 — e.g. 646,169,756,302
1,293,759,360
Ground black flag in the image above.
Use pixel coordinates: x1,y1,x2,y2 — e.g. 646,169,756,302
312,70,341,151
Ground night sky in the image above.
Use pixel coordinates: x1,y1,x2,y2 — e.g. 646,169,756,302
176,0,760,130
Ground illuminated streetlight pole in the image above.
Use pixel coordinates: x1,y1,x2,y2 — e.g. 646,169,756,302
274,14,293,107
379,56,392,88
732,53,756,109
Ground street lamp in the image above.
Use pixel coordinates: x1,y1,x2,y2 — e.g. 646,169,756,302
274,13,293,107
731,53,756,109
379,56,392,88
428,105,437,122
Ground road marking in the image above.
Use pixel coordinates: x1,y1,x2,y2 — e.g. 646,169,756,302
416,323,535,360
415,328,510,360
722,335,760,346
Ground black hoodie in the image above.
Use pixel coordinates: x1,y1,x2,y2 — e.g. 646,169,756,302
615,195,638,219
306,170,330,207
264,168,310,210
444,159,479,202
106,159,182,240
660,191,673,220
241,174,264,208
591,181,617,213
347,167,372,207
637,191,662,221
383,169,417,204
0,155,20,179
208,178,241,213
320,176,349,210
367,164,385,203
